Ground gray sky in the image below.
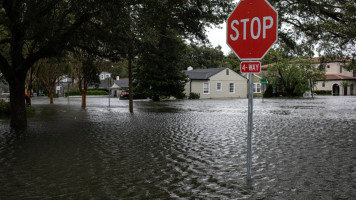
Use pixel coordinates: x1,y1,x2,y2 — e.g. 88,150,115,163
207,23,230,55
207,0,240,55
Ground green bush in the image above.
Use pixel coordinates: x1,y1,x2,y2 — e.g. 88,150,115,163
314,90,331,95
188,92,200,99
65,91,81,96
0,99,35,115
65,90,108,96
0,99,10,114
87,90,108,95
175,92,186,100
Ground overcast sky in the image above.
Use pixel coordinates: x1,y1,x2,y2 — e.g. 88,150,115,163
207,0,240,55
207,23,230,55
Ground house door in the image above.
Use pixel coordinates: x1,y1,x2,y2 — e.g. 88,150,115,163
332,84,340,96
344,86,348,96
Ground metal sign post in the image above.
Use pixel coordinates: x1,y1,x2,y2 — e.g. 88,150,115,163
108,78,111,107
227,0,278,182
247,73,254,181
67,83,70,104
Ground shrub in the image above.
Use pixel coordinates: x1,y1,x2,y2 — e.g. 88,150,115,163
87,90,108,95
0,99,10,114
65,91,81,96
0,99,35,115
65,90,108,96
188,92,200,99
314,90,332,95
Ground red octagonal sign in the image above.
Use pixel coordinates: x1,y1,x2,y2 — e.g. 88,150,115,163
227,0,278,60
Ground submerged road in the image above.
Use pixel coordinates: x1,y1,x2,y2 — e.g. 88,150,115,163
0,96,355,199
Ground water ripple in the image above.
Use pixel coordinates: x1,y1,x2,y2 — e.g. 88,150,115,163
0,96,355,199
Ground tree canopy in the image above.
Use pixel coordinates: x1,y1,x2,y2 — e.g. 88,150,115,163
269,0,356,58
134,0,234,100
0,0,235,126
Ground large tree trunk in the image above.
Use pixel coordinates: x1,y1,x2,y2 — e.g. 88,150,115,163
9,75,27,128
49,88,54,104
79,80,88,109
81,90,87,108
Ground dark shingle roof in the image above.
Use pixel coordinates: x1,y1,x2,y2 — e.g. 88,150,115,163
184,68,227,80
113,79,129,88
98,78,114,89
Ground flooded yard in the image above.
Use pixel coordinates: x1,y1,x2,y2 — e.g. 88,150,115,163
0,96,355,199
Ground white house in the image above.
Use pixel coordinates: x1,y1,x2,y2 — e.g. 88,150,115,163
99,72,112,80
183,67,247,99
111,77,129,97
315,62,356,96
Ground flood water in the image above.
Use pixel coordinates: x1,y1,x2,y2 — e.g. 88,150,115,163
0,96,355,199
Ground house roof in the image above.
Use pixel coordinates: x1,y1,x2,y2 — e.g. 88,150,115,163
98,78,114,89
325,74,356,80
184,67,227,80
113,78,129,88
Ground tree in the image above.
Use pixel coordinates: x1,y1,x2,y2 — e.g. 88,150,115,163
136,31,188,100
341,81,350,95
0,0,109,127
67,49,103,108
135,0,234,100
178,44,225,70
25,61,41,102
266,50,325,96
269,0,356,57
37,58,68,104
223,51,241,72
107,60,129,80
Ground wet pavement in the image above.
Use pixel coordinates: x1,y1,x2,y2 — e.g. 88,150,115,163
0,96,355,199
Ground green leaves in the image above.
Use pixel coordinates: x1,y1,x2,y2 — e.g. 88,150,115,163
265,50,325,96
269,0,356,57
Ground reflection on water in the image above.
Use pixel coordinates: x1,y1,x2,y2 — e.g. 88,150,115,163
0,96,355,199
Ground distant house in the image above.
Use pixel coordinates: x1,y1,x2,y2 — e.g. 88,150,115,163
261,58,356,96
111,78,129,97
97,77,114,90
243,74,265,97
99,72,112,80
315,62,356,95
183,67,247,99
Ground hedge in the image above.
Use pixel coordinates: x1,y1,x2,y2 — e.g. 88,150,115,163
188,92,200,99
314,90,332,95
0,99,35,115
65,90,109,96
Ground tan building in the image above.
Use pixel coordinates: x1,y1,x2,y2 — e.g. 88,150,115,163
315,62,356,96
243,74,265,97
183,67,247,99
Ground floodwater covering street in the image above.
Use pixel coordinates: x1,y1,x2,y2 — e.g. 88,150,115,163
0,96,355,199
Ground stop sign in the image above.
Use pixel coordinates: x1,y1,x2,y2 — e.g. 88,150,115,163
227,0,278,60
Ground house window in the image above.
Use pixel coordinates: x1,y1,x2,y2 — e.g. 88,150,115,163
229,83,235,93
253,83,261,93
203,82,210,94
106,74,110,78
216,82,222,91
340,66,342,73
327,65,330,68
322,83,325,87
226,69,229,75
100,74,104,79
